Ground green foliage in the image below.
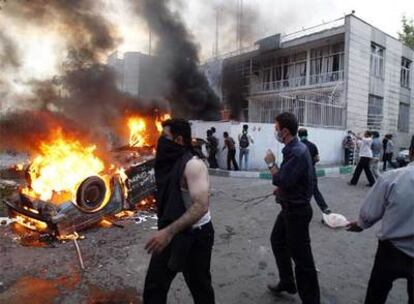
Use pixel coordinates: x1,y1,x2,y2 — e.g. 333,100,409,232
399,16,414,49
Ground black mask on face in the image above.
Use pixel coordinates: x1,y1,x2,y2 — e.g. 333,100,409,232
155,136,186,175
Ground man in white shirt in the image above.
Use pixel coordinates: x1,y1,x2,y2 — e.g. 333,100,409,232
238,124,254,171
349,131,375,187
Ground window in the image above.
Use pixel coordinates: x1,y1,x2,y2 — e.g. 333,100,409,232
398,102,410,132
368,95,383,130
310,42,344,84
370,43,385,78
401,57,411,88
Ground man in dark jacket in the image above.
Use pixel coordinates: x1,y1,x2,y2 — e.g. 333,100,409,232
144,119,215,304
298,128,331,214
222,132,239,170
264,113,320,304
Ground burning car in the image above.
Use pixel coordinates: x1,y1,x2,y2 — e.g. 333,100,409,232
2,114,170,240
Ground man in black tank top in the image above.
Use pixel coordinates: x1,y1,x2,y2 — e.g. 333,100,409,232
143,119,215,304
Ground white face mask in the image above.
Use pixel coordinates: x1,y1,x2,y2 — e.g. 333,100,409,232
274,130,284,143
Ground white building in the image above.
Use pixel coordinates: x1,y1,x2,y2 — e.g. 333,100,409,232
219,14,413,149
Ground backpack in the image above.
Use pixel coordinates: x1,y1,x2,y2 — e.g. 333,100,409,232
239,133,249,148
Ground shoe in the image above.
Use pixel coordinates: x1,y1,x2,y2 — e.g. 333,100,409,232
322,208,332,215
267,282,297,295
365,183,374,187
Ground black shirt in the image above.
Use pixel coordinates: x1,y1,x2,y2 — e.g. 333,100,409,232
301,138,319,166
272,137,315,204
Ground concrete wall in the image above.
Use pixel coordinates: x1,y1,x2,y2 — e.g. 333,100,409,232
191,121,346,170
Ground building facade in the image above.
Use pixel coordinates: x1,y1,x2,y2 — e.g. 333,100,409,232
219,14,413,148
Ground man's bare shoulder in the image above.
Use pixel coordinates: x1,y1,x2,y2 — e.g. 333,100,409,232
185,157,208,177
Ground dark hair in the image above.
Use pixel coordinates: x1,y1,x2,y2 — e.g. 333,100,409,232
211,127,216,133
162,119,192,149
298,128,308,137
275,112,298,136
206,129,212,136
223,132,229,137
365,130,372,137
372,131,380,138
243,124,248,130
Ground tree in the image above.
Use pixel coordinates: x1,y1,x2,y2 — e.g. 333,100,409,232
398,16,414,49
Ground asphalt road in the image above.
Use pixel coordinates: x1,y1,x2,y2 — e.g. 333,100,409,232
0,174,409,304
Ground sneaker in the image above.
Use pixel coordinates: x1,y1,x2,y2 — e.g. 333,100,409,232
267,282,297,295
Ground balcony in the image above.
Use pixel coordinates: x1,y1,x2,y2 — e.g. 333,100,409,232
252,70,344,94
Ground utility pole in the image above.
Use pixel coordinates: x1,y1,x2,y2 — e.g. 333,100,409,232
214,7,220,57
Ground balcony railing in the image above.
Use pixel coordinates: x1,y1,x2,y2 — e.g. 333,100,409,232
253,70,344,94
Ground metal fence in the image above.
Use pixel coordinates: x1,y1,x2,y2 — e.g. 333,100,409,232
249,84,346,129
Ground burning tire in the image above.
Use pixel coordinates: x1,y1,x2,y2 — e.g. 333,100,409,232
75,176,107,212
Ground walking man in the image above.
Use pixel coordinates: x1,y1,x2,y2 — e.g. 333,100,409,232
144,119,215,304
349,131,376,187
298,128,331,214
222,132,239,171
347,147,414,304
265,113,320,304
238,124,254,170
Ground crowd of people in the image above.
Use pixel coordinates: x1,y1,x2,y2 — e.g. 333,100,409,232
143,115,413,304
345,130,411,187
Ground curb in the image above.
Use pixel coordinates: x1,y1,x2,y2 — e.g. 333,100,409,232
209,165,354,180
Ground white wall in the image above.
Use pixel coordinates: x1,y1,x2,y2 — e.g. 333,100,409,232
191,121,346,170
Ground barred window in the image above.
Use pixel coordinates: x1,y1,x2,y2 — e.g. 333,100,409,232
368,95,383,130
401,57,411,88
398,102,410,132
370,43,385,79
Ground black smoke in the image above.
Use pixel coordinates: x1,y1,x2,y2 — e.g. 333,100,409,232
137,0,221,120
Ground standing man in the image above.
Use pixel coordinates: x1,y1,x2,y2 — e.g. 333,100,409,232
264,113,320,304
342,130,356,165
370,131,382,179
238,124,254,171
144,119,215,304
206,129,219,169
349,131,376,187
298,128,331,214
347,148,414,304
222,132,239,171
383,134,396,171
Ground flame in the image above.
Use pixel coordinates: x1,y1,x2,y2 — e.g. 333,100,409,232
128,117,148,147
22,129,109,204
155,113,171,133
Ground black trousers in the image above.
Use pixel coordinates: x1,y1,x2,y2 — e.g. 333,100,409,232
208,151,218,169
365,240,413,304
344,148,353,165
383,153,396,171
227,149,239,171
270,204,320,304
143,222,215,304
313,177,328,212
350,156,375,185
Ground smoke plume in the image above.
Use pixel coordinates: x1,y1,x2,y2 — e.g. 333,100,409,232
137,0,221,120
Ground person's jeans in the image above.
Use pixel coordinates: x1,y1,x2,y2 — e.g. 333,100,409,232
239,148,249,171
370,158,380,179
313,176,329,212
143,222,215,304
227,149,239,171
344,148,353,165
383,153,396,171
270,203,320,304
364,240,413,304
350,157,376,185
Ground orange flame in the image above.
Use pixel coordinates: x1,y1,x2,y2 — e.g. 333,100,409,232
155,113,171,133
22,129,109,204
128,117,148,147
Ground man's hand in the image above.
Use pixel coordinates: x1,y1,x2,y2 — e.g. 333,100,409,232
346,221,363,232
145,228,173,254
264,150,276,165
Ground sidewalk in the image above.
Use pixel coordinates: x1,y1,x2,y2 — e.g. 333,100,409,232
209,165,354,180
